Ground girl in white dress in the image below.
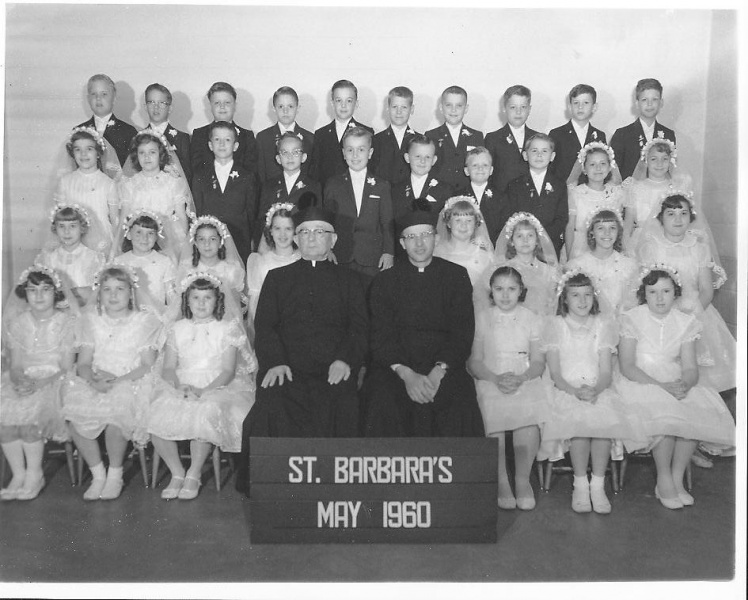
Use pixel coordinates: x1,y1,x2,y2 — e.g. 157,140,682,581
63,265,162,501
468,266,548,511
564,142,624,261
0,266,76,501
617,267,734,509
148,273,256,500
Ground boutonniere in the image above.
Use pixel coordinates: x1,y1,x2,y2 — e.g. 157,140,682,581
168,128,177,138
591,131,598,140
347,121,356,128
485,189,493,198
107,119,115,128
367,177,376,186
545,182,554,193
461,129,471,137
211,175,218,190
276,189,282,199
428,179,438,187
295,181,306,190
229,171,239,179
406,127,415,135
438,138,444,147
506,134,514,144
656,130,664,139
638,134,645,147
235,126,240,136
170,144,177,152
296,132,303,140
405,185,412,197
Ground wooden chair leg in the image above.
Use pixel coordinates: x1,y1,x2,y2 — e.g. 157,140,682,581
64,441,76,486
77,448,85,484
618,455,628,491
0,452,7,487
536,460,545,491
138,446,149,487
686,461,693,491
609,460,620,493
544,460,553,492
151,449,161,488
212,446,221,491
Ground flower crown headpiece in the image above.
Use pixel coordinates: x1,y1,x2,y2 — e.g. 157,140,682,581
122,210,165,238
135,129,170,152
189,215,231,245
577,141,617,168
17,263,63,290
655,189,696,216
69,126,108,153
443,195,480,212
555,267,599,299
639,137,677,165
49,202,91,228
504,212,545,240
584,205,624,233
178,271,223,293
265,202,295,229
92,263,140,290
639,263,682,287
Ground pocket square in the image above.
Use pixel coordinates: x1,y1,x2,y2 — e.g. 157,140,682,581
426,195,437,203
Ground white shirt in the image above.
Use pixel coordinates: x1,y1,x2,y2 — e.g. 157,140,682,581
509,124,526,152
214,160,234,193
94,113,113,134
411,173,429,199
471,182,488,200
639,118,656,143
391,124,408,149
284,170,300,194
572,121,589,148
279,123,297,135
149,122,168,137
349,168,367,215
335,119,351,143
446,122,463,147
530,169,547,196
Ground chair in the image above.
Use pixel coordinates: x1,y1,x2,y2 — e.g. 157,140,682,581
1,440,77,486
76,441,149,487
542,455,621,493
151,444,232,491
618,450,693,491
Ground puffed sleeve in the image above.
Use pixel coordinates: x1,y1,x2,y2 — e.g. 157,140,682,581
596,316,619,353
618,308,640,340
540,315,563,352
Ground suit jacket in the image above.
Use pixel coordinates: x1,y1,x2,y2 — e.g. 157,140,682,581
370,125,419,187
455,183,503,246
190,121,258,184
391,174,454,221
501,170,568,258
484,124,539,193
610,119,676,180
425,123,484,190
146,122,191,184
309,118,374,189
256,173,322,246
255,123,315,186
548,121,607,183
191,164,259,263
76,115,138,167
322,169,394,267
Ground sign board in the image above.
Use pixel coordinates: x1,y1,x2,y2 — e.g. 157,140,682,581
249,437,498,543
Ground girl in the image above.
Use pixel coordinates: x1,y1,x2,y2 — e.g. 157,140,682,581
63,265,162,501
0,266,76,501
35,203,105,307
148,273,256,500
564,143,624,261
54,127,120,255
539,270,642,514
493,212,558,316
112,210,177,311
617,267,734,509
622,138,692,253
468,266,548,510
566,208,639,316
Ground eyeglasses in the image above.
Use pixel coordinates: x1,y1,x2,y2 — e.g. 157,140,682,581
279,149,304,158
297,228,334,238
401,231,435,241
146,100,170,108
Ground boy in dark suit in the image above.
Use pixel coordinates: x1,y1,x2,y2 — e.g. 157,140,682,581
190,82,259,183
370,86,418,187
309,80,374,189
143,83,191,182
501,133,568,258
425,86,484,190
255,86,315,186
455,147,503,246
191,121,258,264
548,84,606,183
484,85,539,193
610,78,676,180
322,126,394,281
76,73,137,166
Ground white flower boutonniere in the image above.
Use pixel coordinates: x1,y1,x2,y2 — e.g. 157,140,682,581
296,181,306,190
592,131,598,140
235,126,241,136
348,121,356,128
545,182,554,193
367,177,376,186
276,189,282,199
405,186,412,197
429,179,438,187
168,128,177,137
638,134,645,147
485,189,493,198
461,129,471,137
171,145,177,151
656,130,665,139
506,135,514,144
212,176,217,190
229,171,239,179
406,127,415,135
107,119,115,128
438,138,444,147
297,132,304,140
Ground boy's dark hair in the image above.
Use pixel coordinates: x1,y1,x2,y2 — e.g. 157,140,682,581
406,133,435,153
128,132,170,172
192,223,227,267
441,85,468,102
66,129,104,171
121,214,162,253
557,273,600,316
181,279,225,321
342,126,373,147
636,78,663,99
586,210,623,252
263,207,297,248
489,266,527,303
275,131,304,153
331,80,358,99
524,132,555,152
465,145,492,164
207,120,237,141
503,85,532,105
388,86,414,104
637,270,682,304
51,206,89,235
15,270,66,305
145,83,172,104
656,195,696,224
569,84,597,104
273,86,299,104
207,82,237,100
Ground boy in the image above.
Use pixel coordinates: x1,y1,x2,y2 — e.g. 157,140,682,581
190,82,259,183
256,132,322,245
322,127,394,281
501,134,568,257
610,78,676,180
425,86,484,190
76,73,137,166
310,80,374,189
191,121,258,263
456,147,503,246
255,86,315,185
483,85,540,193
370,86,418,186
548,84,607,183
143,83,191,183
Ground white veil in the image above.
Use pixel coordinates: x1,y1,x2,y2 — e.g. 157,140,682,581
566,142,622,188
494,211,558,268
434,195,494,252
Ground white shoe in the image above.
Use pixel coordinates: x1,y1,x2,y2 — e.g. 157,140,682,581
100,476,124,500
572,485,591,513
590,486,611,514
83,478,106,501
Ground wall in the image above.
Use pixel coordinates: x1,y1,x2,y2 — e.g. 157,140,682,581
1,6,738,326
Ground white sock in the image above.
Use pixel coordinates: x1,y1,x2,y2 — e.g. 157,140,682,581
90,462,106,480
107,465,124,480
573,475,589,489
590,474,605,489
1,440,26,486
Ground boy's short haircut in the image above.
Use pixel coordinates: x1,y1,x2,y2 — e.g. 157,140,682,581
332,79,358,99
275,131,304,152
145,83,172,104
524,132,555,152
273,86,299,105
635,78,663,98
87,73,116,94
502,85,532,105
388,86,414,105
465,146,492,164
207,81,237,100
568,84,597,103
207,120,237,140
441,85,468,102
406,133,435,153
342,126,373,146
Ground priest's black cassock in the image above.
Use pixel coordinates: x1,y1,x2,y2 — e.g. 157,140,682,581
363,256,485,437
